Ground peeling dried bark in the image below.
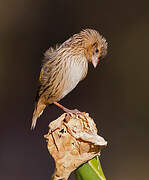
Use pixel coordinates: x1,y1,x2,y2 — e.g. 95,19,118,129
44,113,107,180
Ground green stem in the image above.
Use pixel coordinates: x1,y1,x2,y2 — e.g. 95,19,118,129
75,156,106,180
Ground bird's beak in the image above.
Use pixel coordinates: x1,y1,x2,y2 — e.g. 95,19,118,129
92,55,99,68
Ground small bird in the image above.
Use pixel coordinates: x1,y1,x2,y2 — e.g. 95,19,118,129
31,29,107,129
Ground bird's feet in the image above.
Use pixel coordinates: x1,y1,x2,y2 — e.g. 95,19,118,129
64,108,81,114
54,102,84,116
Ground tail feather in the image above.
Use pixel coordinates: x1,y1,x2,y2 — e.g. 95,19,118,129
31,100,46,130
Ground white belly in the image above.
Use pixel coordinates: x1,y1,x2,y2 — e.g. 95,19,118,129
60,57,88,99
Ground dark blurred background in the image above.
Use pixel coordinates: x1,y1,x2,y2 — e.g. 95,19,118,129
0,0,149,179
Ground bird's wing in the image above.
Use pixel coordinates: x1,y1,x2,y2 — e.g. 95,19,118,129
35,44,63,102
35,62,55,102
44,44,61,62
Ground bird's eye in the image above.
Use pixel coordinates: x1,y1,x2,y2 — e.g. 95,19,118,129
95,49,99,53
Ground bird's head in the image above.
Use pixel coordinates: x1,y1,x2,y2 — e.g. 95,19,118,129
61,29,107,68
79,29,108,68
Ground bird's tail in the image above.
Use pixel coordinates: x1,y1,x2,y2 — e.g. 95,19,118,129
31,99,46,130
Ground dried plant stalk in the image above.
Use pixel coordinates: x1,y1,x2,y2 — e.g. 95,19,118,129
44,113,107,180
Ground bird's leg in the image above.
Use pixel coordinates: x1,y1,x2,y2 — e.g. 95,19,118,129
54,102,81,114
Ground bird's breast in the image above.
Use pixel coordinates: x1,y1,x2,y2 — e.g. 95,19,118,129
60,56,88,100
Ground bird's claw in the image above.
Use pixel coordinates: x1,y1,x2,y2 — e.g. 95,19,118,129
65,109,85,118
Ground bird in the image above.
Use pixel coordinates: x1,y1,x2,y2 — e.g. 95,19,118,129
31,29,107,129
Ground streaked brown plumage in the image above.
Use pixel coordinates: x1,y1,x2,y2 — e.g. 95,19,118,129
31,29,107,129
